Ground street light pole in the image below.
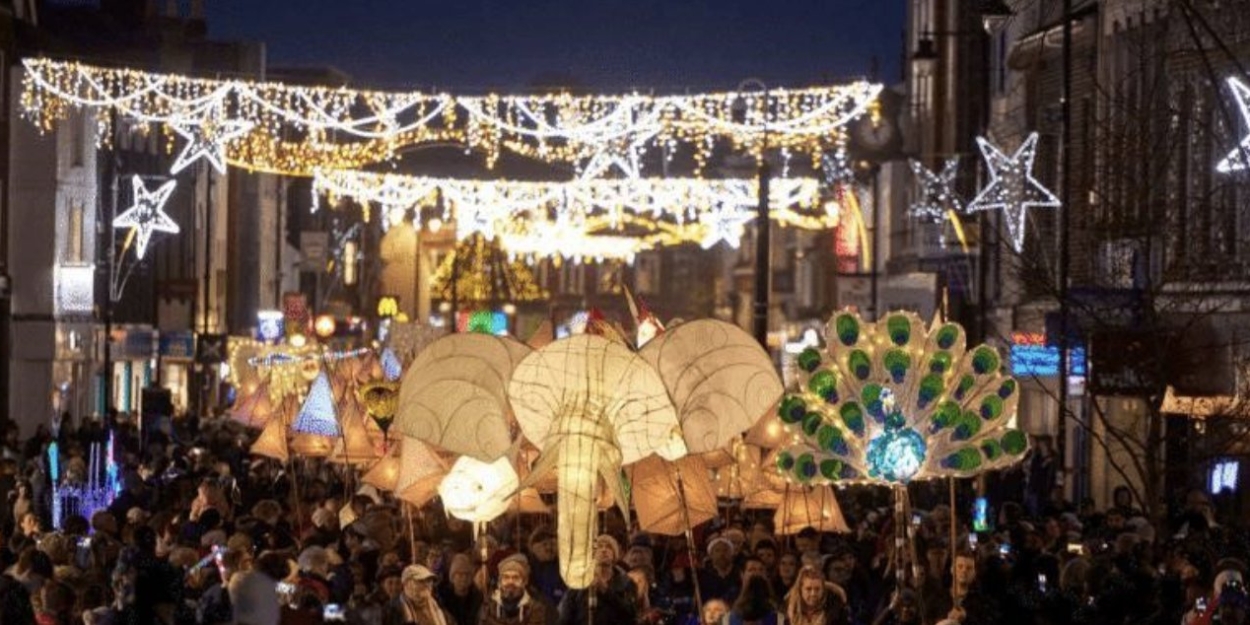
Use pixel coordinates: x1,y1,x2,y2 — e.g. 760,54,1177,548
753,158,771,347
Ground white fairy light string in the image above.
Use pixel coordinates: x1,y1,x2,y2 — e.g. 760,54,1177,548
311,169,834,258
21,57,881,176
113,175,179,259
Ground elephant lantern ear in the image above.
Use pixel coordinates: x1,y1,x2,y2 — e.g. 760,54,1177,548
640,319,783,455
395,333,532,462
508,335,684,589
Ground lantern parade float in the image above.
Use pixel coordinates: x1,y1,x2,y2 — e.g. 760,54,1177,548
773,309,1027,588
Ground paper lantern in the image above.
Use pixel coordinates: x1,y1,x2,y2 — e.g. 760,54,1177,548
743,487,785,510
230,380,276,429
509,334,685,589
639,319,783,454
626,454,717,536
358,381,400,439
362,451,401,492
438,456,519,523
289,433,334,457
774,310,1027,486
395,333,532,461
395,437,448,508
774,485,849,535
380,348,403,381
509,488,550,515
328,398,380,465
250,417,289,462
711,442,766,500
291,371,341,437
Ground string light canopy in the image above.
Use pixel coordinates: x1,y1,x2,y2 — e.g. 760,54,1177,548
21,57,881,176
312,169,833,260
966,132,1060,253
1217,76,1250,174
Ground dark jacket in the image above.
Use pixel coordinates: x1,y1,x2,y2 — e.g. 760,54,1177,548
437,582,484,625
479,590,549,625
557,570,637,625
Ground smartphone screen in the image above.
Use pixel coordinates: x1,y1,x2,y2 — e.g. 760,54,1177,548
973,497,989,533
324,604,346,621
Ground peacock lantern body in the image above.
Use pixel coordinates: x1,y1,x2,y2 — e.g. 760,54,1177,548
776,310,1028,486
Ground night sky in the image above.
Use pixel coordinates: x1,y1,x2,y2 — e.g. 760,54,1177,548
204,1,906,93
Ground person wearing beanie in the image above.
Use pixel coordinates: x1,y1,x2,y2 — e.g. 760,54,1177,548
437,553,483,625
659,551,697,624
557,535,638,625
480,553,548,625
527,525,567,607
698,536,740,603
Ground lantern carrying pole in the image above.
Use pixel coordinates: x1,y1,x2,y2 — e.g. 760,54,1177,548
674,463,706,619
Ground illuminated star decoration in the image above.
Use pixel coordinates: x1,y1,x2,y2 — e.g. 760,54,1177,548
700,201,754,249
113,176,179,260
1216,76,1250,174
966,133,1060,253
908,157,964,222
168,115,255,175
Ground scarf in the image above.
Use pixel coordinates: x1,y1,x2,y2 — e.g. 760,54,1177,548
402,595,448,625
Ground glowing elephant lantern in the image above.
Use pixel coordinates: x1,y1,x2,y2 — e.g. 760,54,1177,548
509,334,687,589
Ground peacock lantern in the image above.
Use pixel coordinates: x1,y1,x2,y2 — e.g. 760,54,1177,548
775,310,1028,487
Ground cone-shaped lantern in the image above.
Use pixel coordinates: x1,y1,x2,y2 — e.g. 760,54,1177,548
380,348,403,381
329,398,380,465
774,485,849,535
231,380,276,429
250,416,289,462
290,433,335,457
291,371,341,437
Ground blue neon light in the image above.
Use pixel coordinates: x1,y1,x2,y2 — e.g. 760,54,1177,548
1010,345,1086,377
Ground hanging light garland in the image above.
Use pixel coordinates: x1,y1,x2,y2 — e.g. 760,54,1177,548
966,133,1060,253
21,57,881,176
311,169,833,259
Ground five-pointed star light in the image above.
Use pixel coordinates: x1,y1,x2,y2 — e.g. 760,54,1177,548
578,135,650,180
168,117,255,175
114,176,179,259
700,202,754,249
909,157,964,222
1216,76,1250,174
966,132,1061,253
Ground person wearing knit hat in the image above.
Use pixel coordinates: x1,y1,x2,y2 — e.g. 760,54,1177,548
594,534,622,564
437,554,483,625
527,525,566,607
481,553,548,625
698,535,741,603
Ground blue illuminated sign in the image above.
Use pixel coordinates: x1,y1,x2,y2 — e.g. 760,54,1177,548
1010,345,1086,377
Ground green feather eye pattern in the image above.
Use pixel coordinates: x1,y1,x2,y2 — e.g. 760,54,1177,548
797,347,823,373
772,309,1028,487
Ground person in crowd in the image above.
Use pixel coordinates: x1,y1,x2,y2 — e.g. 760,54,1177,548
386,564,453,625
481,553,548,625
558,535,637,625
772,552,799,602
699,599,728,625
784,565,848,625
438,553,483,625
871,588,919,625
699,537,740,603
722,574,778,625
660,551,696,624
526,526,566,608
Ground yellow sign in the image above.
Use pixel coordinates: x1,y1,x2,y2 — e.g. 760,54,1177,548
377,295,400,318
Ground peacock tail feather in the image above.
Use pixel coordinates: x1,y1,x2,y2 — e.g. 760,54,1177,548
776,309,1028,486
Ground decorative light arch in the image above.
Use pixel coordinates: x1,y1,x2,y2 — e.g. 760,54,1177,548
22,57,882,176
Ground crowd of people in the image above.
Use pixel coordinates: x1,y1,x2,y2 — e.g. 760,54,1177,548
0,414,1247,625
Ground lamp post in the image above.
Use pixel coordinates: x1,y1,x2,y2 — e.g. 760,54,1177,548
735,78,771,349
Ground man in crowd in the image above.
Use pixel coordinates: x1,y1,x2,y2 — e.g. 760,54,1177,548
558,535,637,625
481,553,548,625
